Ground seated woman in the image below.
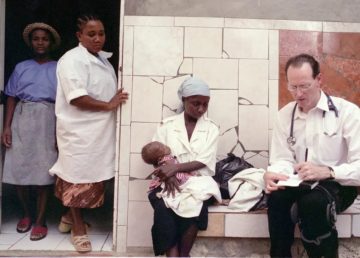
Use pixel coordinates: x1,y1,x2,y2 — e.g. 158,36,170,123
148,76,220,257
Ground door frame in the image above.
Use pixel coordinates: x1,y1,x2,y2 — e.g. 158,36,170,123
0,0,6,232
113,0,126,252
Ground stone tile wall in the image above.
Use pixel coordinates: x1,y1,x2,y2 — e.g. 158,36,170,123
116,16,360,249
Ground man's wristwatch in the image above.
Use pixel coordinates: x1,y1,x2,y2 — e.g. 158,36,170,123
328,166,335,179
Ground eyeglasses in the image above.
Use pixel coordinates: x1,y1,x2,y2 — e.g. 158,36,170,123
287,80,316,93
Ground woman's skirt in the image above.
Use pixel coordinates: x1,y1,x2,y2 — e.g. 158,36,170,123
148,187,209,256
55,177,105,208
2,101,57,185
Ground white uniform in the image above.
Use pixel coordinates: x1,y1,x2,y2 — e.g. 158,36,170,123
153,112,219,176
49,43,117,183
268,91,360,186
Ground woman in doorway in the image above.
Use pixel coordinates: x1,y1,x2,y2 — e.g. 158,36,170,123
148,77,220,257
49,14,128,253
1,22,60,241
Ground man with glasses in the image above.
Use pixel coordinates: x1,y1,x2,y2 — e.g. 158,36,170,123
263,53,360,258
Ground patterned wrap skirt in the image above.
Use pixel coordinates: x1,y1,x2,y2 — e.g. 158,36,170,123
55,177,105,208
2,101,57,185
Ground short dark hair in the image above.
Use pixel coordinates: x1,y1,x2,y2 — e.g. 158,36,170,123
285,53,320,79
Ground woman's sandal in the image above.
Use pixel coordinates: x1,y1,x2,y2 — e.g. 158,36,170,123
58,216,72,233
16,217,32,233
58,216,90,233
71,230,92,253
30,225,48,241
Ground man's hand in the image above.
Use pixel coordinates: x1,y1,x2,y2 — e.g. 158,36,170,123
294,162,332,181
163,176,180,198
264,171,289,193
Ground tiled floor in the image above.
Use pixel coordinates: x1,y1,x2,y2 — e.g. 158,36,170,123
0,184,114,254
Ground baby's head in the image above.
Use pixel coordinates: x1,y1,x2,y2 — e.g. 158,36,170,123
141,141,171,166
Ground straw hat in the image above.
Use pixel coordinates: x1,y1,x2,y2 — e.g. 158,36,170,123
22,22,61,49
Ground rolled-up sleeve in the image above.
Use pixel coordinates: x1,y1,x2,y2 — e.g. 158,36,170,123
57,57,89,104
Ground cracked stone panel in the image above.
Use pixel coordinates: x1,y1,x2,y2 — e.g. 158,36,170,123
184,27,222,58
269,129,273,153
179,58,193,75
272,20,322,31
162,106,178,120
352,214,360,236
323,22,360,33
269,30,279,80
129,179,149,201
217,128,239,158
117,175,129,225
163,75,191,111
132,76,163,122
238,105,269,151
244,151,269,169
269,79,279,130
175,17,224,27
208,90,238,134
127,201,153,247
224,28,269,59
130,122,158,153
124,15,174,27
225,18,273,29
193,59,238,89
232,143,246,158
130,153,153,179
133,26,183,76
123,26,133,76
239,59,269,105
121,76,132,125
119,125,130,176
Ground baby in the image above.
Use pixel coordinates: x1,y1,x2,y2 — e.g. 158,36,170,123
141,141,193,191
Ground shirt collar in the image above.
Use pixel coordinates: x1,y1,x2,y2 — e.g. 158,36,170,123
294,90,328,120
316,91,330,112
78,43,113,60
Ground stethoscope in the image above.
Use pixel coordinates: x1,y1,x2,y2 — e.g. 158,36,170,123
287,93,339,146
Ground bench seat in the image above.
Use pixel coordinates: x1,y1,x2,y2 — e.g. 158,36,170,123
198,197,360,238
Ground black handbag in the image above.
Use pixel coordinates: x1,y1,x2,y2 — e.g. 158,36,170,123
213,153,254,199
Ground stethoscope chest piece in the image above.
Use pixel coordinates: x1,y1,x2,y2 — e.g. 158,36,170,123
287,136,296,146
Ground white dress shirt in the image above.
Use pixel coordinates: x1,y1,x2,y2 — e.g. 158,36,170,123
153,112,219,176
49,44,117,183
268,91,360,186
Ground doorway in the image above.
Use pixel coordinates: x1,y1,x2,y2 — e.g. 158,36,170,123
1,0,121,252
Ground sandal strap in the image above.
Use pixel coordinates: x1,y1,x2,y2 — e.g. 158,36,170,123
31,225,48,234
73,235,89,244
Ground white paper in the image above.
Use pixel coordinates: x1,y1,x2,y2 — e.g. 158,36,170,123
276,174,302,187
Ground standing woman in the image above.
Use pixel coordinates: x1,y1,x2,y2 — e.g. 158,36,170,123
49,14,128,253
2,23,60,240
149,77,220,257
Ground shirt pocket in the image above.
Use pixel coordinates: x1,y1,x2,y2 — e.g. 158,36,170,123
314,133,346,162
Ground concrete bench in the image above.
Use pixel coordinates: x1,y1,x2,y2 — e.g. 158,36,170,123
198,197,360,238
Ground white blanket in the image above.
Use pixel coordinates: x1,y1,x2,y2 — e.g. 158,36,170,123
160,176,222,218
228,168,266,211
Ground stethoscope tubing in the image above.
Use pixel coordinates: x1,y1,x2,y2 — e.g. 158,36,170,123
287,93,338,146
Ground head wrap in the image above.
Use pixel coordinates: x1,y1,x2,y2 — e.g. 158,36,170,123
177,76,210,100
23,22,61,49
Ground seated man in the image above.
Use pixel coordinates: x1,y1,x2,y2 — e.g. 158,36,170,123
263,53,360,258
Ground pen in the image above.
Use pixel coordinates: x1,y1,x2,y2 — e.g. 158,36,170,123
294,148,308,175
